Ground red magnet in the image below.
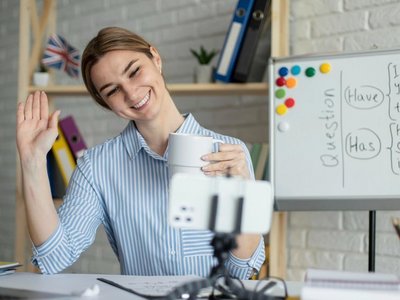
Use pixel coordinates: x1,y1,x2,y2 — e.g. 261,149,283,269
285,98,295,108
276,77,286,87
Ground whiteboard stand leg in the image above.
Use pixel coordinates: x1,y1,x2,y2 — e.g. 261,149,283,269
368,210,376,272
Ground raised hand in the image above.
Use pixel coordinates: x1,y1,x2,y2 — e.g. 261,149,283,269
16,91,60,164
201,143,251,179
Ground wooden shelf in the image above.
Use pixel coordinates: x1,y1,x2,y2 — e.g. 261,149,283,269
28,82,268,96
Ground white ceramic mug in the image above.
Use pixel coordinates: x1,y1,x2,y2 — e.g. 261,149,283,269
167,133,223,178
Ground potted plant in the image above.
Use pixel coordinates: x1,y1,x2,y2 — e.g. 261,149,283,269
190,46,218,83
33,63,50,86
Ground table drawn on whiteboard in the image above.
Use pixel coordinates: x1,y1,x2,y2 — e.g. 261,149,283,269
277,61,399,179
270,49,400,208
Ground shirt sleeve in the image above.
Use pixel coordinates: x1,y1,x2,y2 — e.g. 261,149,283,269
224,141,264,279
213,136,262,278
31,153,104,274
225,235,266,279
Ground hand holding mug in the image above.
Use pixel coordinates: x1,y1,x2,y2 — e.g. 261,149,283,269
167,133,223,179
201,143,251,179
167,133,250,179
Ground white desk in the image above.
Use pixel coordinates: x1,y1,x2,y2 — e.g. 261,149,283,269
0,272,302,299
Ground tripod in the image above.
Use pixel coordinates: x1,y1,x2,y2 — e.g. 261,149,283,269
166,190,285,300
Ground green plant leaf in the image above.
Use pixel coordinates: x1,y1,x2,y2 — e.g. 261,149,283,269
190,46,219,65
190,49,201,62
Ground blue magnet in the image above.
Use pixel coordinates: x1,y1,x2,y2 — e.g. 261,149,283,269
278,67,289,77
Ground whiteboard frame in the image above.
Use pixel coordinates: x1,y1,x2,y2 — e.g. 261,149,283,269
269,49,400,211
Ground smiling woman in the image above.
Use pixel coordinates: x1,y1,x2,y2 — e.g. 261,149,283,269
16,26,265,278
89,49,168,129
81,27,155,110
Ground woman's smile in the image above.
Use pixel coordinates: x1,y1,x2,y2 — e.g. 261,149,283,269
131,90,151,110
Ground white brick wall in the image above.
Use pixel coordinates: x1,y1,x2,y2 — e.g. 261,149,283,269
289,0,400,281
291,0,342,18
0,0,19,263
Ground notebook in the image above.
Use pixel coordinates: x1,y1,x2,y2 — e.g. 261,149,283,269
0,287,67,299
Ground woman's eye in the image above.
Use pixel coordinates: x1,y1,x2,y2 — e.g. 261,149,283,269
106,87,119,97
129,67,140,78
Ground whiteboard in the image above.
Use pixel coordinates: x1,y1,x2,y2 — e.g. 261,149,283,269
269,49,400,210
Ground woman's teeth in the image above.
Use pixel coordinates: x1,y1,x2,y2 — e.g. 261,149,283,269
133,92,150,109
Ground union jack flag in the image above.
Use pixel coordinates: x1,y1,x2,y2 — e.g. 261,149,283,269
41,34,80,78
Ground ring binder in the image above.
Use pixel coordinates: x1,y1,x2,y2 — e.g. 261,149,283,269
214,0,255,83
59,115,87,160
232,0,271,82
51,126,77,186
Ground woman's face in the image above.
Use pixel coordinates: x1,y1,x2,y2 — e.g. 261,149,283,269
90,48,165,122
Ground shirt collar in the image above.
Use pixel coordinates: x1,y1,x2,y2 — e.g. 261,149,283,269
121,121,141,160
121,113,202,160
175,113,202,135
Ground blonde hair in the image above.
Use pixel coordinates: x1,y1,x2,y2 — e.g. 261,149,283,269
81,27,153,109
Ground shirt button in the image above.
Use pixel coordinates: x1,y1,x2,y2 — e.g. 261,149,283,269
170,249,176,255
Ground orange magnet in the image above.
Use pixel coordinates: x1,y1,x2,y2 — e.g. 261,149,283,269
286,77,297,88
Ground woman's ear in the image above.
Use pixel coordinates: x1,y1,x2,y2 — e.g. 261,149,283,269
150,46,162,74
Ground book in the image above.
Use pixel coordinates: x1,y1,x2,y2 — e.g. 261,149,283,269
51,125,77,186
302,286,400,300
305,268,400,289
0,270,16,276
47,152,66,198
302,268,400,300
0,261,21,276
0,261,21,270
250,143,262,172
214,0,255,83
232,0,271,82
262,151,270,181
59,115,87,161
255,143,269,180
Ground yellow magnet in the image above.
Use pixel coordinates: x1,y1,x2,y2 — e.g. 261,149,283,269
276,104,288,115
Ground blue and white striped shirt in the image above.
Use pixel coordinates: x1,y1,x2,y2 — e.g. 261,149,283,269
32,114,265,279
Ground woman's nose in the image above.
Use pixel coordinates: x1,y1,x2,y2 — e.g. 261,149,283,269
122,83,139,102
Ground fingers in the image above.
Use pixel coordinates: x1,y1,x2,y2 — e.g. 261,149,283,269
219,143,243,152
202,143,245,162
32,91,41,119
40,91,48,120
202,157,243,174
18,91,50,122
49,110,61,130
24,93,33,120
16,102,25,125
201,143,250,178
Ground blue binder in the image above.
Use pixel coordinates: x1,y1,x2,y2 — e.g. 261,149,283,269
214,0,255,83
